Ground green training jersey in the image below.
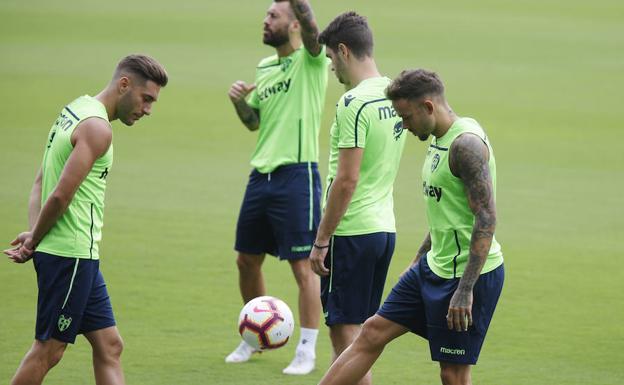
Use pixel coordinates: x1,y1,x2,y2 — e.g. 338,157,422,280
324,77,407,235
36,95,113,260
422,117,503,279
247,46,330,173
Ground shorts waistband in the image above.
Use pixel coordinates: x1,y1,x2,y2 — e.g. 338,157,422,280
253,162,318,176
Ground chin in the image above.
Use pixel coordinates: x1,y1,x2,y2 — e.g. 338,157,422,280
418,134,429,141
120,117,135,126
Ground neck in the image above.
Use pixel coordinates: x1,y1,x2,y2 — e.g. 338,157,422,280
94,85,118,122
276,34,301,57
347,57,381,88
432,106,458,138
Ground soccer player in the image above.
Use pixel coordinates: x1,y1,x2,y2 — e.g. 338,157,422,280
4,54,168,385
225,0,329,375
317,69,505,385
308,12,406,385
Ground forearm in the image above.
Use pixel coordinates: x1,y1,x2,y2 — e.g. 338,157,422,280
28,173,42,229
30,193,72,246
232,100,259,131
457,214,495,292
315,178,356,244
289,0,321,56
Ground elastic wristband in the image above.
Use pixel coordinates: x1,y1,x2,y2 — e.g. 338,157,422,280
313,243,330,249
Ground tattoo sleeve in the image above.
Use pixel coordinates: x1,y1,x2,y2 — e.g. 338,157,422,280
289,0,321,56
449,133,496,292
233,100,259,131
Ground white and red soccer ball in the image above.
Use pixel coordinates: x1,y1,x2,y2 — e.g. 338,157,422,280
238,296,294,350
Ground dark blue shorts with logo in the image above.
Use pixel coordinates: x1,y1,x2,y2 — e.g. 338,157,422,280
235,163,322,260
33,251,116,344
377,255,504,365
321,232,396,326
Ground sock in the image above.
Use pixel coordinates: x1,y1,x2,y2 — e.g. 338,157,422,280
296,327,318,355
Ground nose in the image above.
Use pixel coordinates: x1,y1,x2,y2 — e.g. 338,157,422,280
143,104,152,116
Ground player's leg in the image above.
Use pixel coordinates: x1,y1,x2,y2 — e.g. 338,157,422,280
84,327,125,385
13,252,97,384
439,362,471,385
237,252,267,302
80,268,123,384
228,170,274,363
10,339,67,385
421,260,504,383
234,170,273,303
328,324,372,385
281,257,320,374
272,164,322,375
319,315,408,385
289,258,321,330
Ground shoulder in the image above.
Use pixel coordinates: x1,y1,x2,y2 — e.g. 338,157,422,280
72,117,112,154
449,132,489,178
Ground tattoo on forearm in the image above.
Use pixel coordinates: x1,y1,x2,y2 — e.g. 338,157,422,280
289,0,320,55
450,134,497,289
234,102,259,130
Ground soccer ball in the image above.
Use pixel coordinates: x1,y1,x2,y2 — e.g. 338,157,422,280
238,296,294,350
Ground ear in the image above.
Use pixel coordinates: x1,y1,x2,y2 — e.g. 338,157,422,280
423,100,435,114
289,19,300,33
117,76,131,94
337,43,349,60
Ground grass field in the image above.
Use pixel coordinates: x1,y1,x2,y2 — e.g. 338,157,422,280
1,0,623,384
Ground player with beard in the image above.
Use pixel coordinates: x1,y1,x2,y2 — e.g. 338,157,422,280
225,0,330,375
4,54,167,385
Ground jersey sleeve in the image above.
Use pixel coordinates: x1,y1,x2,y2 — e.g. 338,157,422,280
336,97,367,149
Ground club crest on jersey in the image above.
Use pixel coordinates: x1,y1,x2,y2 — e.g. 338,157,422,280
393,121,404,141
431,153,441,172
58,314,72,332
280,57,292,72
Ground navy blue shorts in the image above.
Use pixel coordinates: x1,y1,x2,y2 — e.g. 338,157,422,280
33,252,116,344
321,232,396,326
377,255,504,365
235,163,321,260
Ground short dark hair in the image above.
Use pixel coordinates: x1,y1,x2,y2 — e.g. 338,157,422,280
318,12,373,59
115,54,168,87
386,69,444,101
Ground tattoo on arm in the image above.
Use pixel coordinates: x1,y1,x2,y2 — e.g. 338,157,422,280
449,133,496,291
233,101,259,131
289,0,321,56
414,232,431,264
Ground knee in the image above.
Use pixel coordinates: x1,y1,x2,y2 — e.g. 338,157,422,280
32,341,66,369
440,365,470,385
291,260,317,287
356,318,387,352
47,345,66,368
96,335,124,362
236,254,262,272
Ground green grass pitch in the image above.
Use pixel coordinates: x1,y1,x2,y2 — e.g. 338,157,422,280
1,0,623,383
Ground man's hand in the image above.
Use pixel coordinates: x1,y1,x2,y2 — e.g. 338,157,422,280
309,244,329,276
228,81,256,103
446,289,473,332
4,231,35,263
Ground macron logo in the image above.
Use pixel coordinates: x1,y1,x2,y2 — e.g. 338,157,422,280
440,347,466,355
344,95,355,107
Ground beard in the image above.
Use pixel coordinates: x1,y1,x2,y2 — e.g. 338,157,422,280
418,134,429,141
263,28,289,47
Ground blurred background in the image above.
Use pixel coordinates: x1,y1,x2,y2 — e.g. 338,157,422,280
1,1,623,383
